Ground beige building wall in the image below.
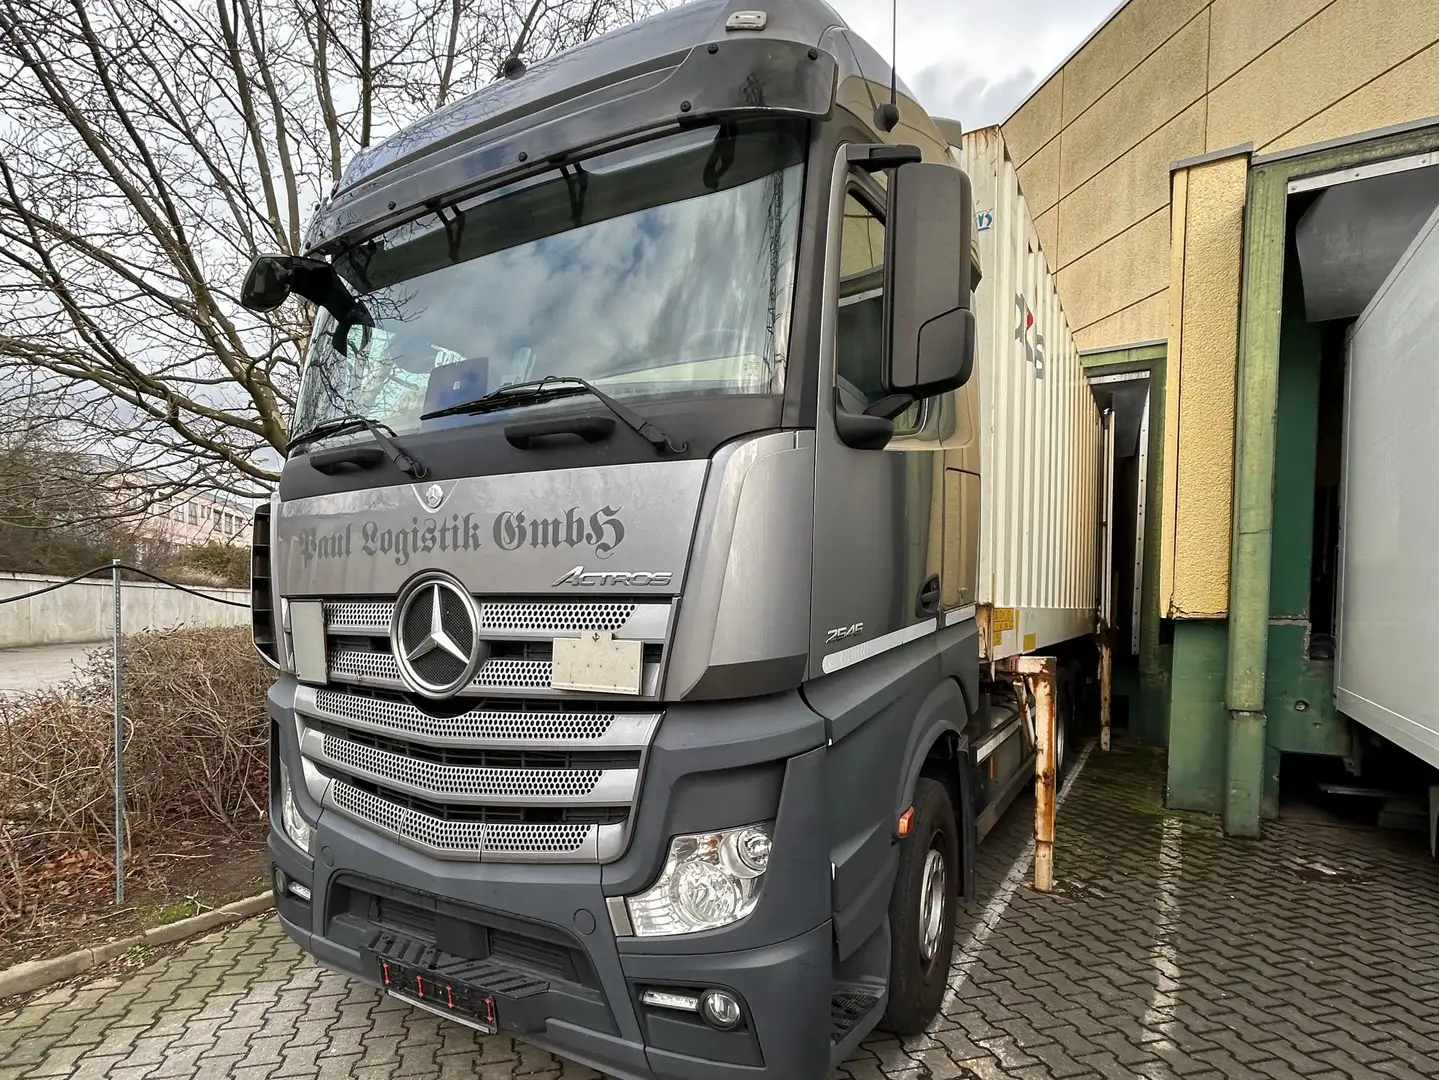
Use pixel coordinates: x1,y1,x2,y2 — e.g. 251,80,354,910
1002,0,1439,355
1001,0,1439,614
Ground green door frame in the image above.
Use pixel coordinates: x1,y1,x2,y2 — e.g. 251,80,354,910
1226,120,1439,837
1081,342,1170,746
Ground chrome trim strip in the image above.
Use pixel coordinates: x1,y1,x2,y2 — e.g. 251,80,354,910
293,684,661,750
299,726,640,807
943,604,977,628
606,896,634,938
325,779,626,862
973,715,1022,763
821,620,936,675
327,648,662,699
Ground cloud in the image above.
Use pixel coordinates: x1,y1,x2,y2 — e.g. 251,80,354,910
911,62,1046,130
826,0,1119,127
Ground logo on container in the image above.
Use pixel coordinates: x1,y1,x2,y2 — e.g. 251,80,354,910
1014,294,1046,381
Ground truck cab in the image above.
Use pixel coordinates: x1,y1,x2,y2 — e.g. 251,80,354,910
248,3,1039,1077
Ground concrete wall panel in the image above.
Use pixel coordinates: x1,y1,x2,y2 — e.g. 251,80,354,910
1061,12,1209,197
1034,206,1059,266
1207,0,1331,89
1057,99,1206,269
1168,154,1247,618
1003,72,1063,168
1261,41,1439,154
1056,208,1170,332
1073,291,1168,352
1016,137,1062,217
1062,0,1211,126
1207,0,1439,153
0,573,249,649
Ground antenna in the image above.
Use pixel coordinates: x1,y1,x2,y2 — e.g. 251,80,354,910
874,0,900,132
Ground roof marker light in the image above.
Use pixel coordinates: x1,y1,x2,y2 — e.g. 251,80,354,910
725,11,767,31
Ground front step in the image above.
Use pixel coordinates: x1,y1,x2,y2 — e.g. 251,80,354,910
830,984,883,1043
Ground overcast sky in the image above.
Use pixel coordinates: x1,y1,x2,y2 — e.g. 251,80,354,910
827,0,1120,129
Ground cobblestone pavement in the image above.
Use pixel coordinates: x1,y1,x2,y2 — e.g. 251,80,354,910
4,742,1439,1079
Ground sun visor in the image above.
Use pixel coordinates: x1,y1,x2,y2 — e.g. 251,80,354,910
307,37,837,255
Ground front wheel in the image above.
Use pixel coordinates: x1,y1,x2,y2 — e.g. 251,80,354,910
880,777,959,1035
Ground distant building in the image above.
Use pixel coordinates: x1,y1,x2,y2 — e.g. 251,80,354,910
71,452,256,548
140,490,253,548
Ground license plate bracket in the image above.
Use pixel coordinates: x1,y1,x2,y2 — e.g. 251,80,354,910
550,630,643,695
379,954,497,1034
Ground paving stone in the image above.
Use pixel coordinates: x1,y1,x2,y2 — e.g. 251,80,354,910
4,747,1439,1079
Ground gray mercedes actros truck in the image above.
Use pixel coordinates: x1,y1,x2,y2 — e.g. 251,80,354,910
246,2,1060,1076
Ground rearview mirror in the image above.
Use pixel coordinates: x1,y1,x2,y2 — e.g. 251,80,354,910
883,161,976,399
239,254,296,312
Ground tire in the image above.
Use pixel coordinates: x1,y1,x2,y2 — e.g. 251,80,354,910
1055,674,1072,786
880,776,959,1035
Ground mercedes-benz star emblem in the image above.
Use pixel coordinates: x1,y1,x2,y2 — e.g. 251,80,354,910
391,573,485,698
423,483,444,509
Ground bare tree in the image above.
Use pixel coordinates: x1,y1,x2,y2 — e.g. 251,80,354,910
0,0,664,499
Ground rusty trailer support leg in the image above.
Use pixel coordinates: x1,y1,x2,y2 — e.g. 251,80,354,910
1013,656,1058,892
1098,635,1113,752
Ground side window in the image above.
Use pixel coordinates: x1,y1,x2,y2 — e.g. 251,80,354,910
835,189,920,432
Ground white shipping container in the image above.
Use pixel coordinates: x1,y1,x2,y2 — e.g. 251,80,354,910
953,126,1103,660
1335,200,1439,772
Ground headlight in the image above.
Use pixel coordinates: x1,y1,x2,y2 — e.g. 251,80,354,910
277,759,314,854
625,823,772,937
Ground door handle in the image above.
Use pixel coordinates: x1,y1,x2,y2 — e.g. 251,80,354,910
916,574,941,618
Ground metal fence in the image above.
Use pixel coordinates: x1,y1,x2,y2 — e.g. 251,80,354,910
0,561,249,904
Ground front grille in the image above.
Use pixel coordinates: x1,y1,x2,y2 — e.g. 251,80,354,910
489,930,575,981
295,676,660,863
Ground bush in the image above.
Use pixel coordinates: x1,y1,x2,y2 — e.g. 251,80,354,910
177,540,252,589
0,626,269,922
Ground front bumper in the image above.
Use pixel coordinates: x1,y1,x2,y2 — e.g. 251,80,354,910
268,680,836,1080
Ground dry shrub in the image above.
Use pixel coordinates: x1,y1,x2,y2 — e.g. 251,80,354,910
0,626,269,922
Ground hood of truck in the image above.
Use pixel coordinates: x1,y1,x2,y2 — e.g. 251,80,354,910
272,459,708,597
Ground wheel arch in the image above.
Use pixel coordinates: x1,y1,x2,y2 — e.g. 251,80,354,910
894,676,978,904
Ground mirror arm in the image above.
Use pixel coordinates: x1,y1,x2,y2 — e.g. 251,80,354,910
863,394,915,421
845,142,922,173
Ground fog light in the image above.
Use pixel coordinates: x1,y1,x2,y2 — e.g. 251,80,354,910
273,867,287,895
700,989,743,1030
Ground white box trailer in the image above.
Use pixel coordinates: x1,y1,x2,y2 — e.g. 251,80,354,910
1336,199,1439,774
949,125,1105,661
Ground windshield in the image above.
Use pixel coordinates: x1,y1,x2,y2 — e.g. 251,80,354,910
291,119,808,445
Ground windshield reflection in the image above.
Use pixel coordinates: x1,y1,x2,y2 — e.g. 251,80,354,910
292,120,807,444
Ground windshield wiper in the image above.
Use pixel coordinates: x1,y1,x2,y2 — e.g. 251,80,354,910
421,376,688,454
286,414,428,478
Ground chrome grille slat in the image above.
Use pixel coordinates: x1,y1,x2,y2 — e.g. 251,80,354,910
305,728,638,806
327,780,624,862
323,599,669,641
295,685,659,749
326,648,662,698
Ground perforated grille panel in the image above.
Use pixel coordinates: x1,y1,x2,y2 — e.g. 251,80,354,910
330,781,601,857
320,734,605,798
310,689,624,743
323,598,660,637
323,601,391,632
481,603,636,633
